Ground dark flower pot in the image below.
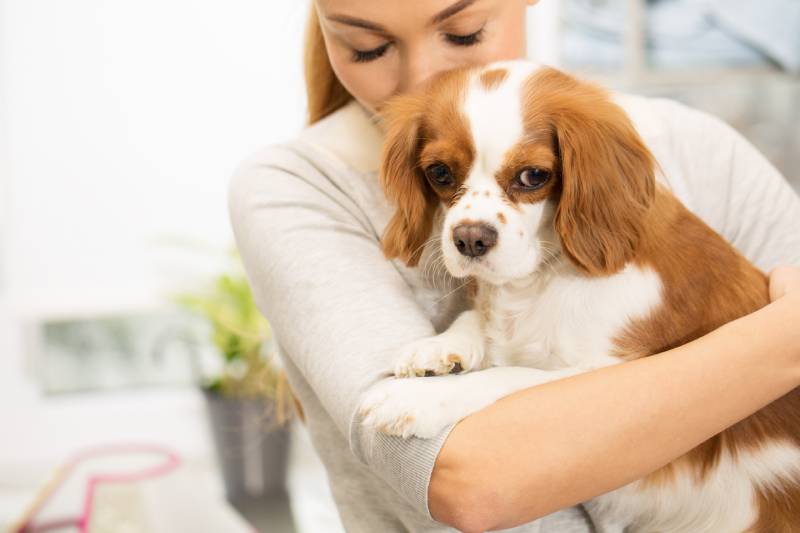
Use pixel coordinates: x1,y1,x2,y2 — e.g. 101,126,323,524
202,387,290,502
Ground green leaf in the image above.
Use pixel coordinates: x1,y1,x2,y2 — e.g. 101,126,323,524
171,250,276,399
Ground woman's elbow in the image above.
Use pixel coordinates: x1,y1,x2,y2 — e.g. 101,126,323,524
429,445,554,532
429,446,508,532
429,470,490,532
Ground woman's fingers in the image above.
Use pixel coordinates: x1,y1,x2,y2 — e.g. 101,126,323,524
768,265,800,301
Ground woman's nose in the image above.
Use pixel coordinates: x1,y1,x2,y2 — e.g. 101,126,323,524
397,45,440,93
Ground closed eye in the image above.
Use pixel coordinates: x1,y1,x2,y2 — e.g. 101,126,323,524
351,27,485,63
352,42,391,63
443,27,484,46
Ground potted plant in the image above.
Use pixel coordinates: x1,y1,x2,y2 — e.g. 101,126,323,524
176,251,294,502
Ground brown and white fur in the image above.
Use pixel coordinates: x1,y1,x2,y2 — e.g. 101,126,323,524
357,60,800,532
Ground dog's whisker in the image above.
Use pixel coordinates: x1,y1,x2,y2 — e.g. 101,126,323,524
409,234,441,267
433,254,451,286
432,278,471,305
422,246,449,289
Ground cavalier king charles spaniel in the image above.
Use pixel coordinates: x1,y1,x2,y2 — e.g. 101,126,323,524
358,60,799,532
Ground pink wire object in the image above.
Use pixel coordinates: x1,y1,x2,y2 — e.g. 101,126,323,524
16,444,181,533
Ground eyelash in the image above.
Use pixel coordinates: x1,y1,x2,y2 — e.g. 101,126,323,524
352,43,391,63
445,27,484,46
351,28,485,63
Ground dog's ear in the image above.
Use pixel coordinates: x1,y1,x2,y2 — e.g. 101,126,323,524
379,94,438,267
530,69,656,276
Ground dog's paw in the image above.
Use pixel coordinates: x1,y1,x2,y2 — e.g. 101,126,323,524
357,377,462,439
394,334,484,378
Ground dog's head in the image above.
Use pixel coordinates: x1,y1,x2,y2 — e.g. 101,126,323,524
379,60,656,284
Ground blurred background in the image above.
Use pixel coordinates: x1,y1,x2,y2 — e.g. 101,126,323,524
1,0,798,531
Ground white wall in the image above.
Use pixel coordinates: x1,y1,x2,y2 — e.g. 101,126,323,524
2,0,310,318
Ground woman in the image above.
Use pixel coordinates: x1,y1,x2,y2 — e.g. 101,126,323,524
228,1,800,531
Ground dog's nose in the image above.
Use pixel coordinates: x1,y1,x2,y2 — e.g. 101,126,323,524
453,223,498,257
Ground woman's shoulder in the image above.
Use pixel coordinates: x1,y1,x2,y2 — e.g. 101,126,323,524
612,92,734,147
228,100,391,230
610,92,749,209
234,100,383,182
612,91,800,270
298,100,384,174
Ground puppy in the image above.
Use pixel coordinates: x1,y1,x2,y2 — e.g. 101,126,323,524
359,60,800,532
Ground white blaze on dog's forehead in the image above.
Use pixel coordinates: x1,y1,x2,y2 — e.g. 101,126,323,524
463,61,542,175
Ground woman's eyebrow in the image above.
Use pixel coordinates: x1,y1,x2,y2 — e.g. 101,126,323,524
326,14,388,34
431,0,478,25
327,0,480,33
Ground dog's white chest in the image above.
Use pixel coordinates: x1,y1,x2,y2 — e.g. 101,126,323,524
481,263,663,369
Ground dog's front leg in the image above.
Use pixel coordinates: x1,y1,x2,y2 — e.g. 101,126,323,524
358,366,584,439
394,310,486,378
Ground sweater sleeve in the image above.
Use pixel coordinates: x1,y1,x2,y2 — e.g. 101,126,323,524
657,99,800,269
227,144,456,518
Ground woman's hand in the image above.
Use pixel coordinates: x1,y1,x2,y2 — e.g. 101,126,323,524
769,265,800,301
767,265,800,367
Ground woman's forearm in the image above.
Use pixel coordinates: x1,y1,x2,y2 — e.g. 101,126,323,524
429,292,800,533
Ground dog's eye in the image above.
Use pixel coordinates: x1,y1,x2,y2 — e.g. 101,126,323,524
515,167,551,190
424,163,455,187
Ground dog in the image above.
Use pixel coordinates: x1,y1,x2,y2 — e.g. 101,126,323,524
358,60,800,532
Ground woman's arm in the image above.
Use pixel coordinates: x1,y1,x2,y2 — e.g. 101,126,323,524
430,273,800,532
229,145,461,514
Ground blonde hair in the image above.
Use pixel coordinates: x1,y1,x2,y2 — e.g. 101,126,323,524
304,4,354,125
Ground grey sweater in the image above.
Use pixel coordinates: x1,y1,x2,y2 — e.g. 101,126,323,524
228,97,800,533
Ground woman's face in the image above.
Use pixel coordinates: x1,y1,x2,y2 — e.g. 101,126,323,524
315,0,537,114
